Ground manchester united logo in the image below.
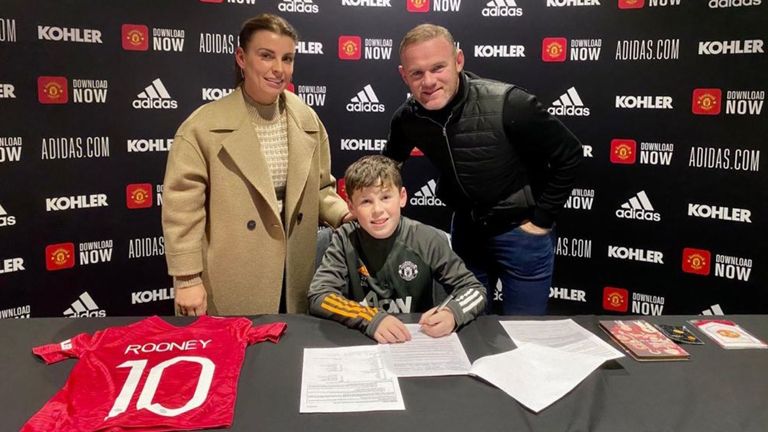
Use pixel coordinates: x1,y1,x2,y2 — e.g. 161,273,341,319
51,248,71,266
126,29,145,46
44,82,64,99
717,329,740,339
131,187,150,204
687,253,707,270
546,42,563,58
697,93,718,111
398,261,418,281
607,292,624,308
342,41,358,56
614,143,633,160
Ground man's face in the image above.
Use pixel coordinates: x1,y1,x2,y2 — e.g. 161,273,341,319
399,36,464,111
348,183,407,239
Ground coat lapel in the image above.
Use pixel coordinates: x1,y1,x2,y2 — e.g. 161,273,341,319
217,89,281,220
284,93,320,224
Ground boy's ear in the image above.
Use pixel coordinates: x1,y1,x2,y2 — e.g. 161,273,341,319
346,197,356,217
399,187,407,208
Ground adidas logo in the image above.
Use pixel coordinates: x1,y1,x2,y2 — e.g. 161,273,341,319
346,84,385,112
482,0,523,16
409,179,445,206
615,190,661,222
63,291,106,318
132,78,178,109
0,203,15,227
701,304,724,316
548,87,590,116
278,0,319,13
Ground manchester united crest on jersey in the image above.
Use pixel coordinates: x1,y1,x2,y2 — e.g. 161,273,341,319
398,260,418,281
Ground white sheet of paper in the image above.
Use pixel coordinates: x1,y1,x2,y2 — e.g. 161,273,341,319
499,319,623,360
386,324,472,377
300,345,405,413
470,344,607,413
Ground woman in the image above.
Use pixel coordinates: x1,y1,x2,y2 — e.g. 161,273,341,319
162,14,350,316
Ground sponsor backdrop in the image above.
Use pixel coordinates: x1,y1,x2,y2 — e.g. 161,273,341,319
0,0,766,319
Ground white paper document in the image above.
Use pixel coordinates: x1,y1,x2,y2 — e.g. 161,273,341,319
499,319,624,360
470,344,608,413
300,345,405,413
299,320,621,414
387,324,472,377
470,319,623,412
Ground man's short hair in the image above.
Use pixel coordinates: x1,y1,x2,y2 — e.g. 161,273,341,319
344,155,403,199
399,23,456,57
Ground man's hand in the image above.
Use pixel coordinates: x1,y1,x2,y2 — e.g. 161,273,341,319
519,221,550,235
175,283,207,316
373,315,412,344
418,307,456,338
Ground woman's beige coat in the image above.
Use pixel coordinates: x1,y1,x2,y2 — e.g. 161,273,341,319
162,88,348,315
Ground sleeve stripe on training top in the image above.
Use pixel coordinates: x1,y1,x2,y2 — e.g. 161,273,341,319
321,303,370,320
457,290,483,313
326,294,377,314
462,296,484,314
457,289,480,305
321,294,378,321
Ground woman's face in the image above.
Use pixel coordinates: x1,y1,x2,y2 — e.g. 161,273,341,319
236,30,295,104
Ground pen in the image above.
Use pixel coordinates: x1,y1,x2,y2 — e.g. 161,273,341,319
432,294,454,315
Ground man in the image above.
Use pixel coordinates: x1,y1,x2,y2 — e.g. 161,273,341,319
383,24,582,315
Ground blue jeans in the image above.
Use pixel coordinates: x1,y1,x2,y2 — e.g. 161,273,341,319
451,213,555,315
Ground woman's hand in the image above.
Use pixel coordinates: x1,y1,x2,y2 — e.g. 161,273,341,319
341,211,356,223
175,283,207,316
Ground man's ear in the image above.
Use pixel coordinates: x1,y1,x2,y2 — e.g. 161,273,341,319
398,65,408,85
399,187,407,208
456,48,465,72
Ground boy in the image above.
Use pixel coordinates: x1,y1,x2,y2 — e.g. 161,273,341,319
308,155,486,344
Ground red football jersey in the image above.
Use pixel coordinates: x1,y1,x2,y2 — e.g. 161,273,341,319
23,316,286,432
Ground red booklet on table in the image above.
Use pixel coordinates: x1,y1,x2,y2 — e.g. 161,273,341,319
599,320,690,361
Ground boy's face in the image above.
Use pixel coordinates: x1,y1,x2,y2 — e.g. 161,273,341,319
347,183,407,239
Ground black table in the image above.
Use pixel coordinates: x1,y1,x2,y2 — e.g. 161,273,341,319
4,314,767,432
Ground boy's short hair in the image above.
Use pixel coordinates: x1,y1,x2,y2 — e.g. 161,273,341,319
344,155,403,199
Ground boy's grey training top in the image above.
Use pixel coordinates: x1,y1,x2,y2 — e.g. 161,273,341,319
308,217,487,337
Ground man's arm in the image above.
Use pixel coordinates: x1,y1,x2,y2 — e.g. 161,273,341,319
382,108,415,165
503,88,583,229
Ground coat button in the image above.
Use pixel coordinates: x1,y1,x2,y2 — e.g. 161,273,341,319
247,220,256,230
297,212,304,224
